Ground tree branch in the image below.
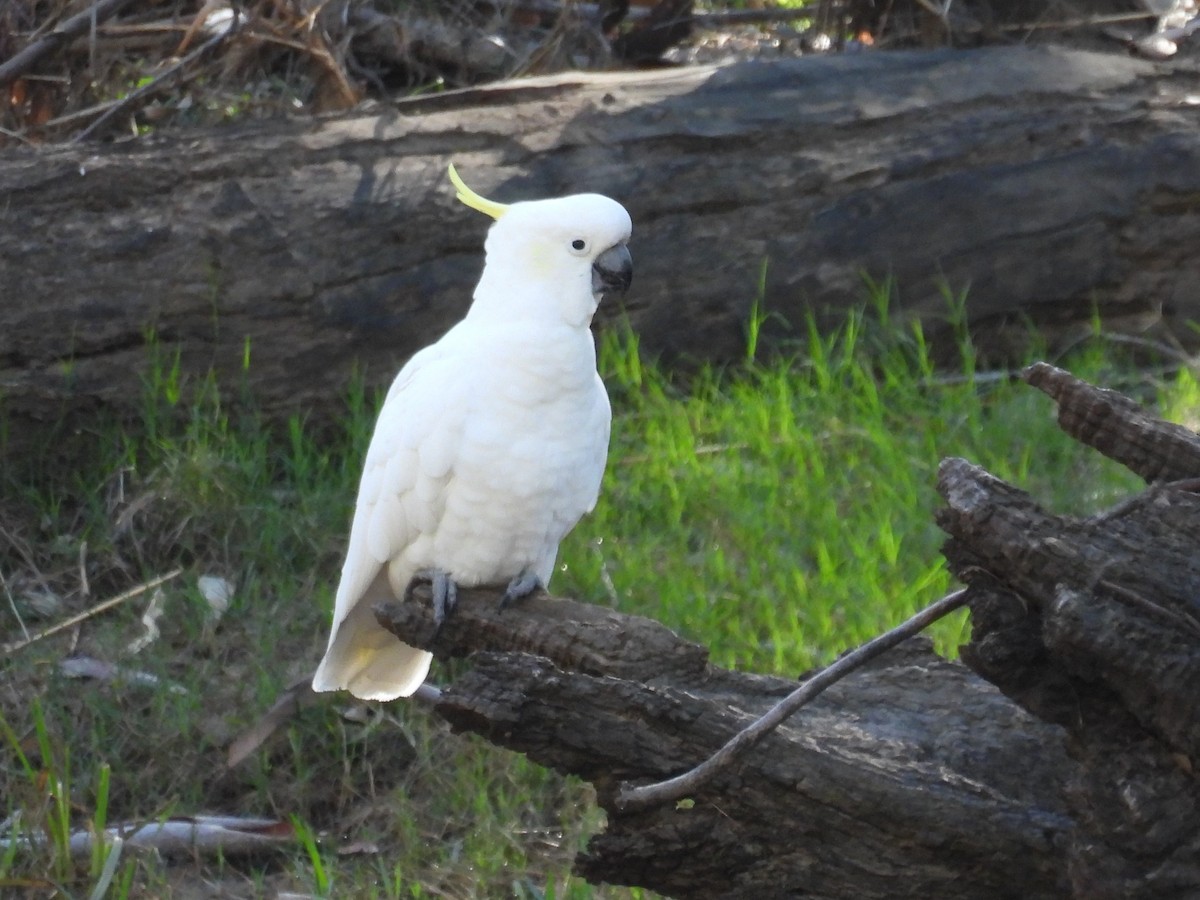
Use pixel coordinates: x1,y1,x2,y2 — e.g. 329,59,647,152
613,587,968,810
1021,361,1200,482
375,582,1072,898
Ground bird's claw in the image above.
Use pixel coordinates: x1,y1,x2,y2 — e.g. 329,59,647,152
431,570,458,631
407,568,458,636
500,569,543,610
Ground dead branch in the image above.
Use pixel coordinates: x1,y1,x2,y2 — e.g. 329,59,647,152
362,362,1200,897
0,814,293,858
2,568,183,654
939,365,1200,899
72,12,237,143
374,583,1072,898
1022,361,1200,483
613,586,968,810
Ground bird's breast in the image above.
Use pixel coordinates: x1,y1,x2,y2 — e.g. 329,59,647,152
397,332,610,587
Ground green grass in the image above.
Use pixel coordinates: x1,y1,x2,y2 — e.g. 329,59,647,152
0,286,1188,897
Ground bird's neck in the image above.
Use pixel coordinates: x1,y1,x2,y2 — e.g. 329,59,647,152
458,302,599,391
469,268,598,330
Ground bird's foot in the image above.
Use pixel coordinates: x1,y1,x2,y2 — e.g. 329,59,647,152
407,568,459,634
500,569,543,610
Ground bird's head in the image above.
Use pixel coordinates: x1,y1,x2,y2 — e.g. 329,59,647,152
449,164,633,328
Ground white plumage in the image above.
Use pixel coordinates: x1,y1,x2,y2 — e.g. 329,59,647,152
312,166,633,701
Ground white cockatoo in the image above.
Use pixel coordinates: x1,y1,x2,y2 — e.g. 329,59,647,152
312,164,633,701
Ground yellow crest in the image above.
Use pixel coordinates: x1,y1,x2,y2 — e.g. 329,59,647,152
448,163,509,220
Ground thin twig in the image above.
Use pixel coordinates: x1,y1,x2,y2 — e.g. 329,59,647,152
2,568,184,655
1097,579,1200,640
614,588,969,810
0,569,31,646
0,124,36,146
0,523,55,597
0,0,141,86
41,98,122,131
78,540,90,600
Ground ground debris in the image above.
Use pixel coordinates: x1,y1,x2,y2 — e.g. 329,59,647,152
2,0,1187,144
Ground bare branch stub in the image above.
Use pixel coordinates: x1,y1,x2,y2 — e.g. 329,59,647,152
1022,361,1200,482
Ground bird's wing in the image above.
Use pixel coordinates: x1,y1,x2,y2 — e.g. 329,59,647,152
344,337,471,599
312,338,467,698
583,372,613,515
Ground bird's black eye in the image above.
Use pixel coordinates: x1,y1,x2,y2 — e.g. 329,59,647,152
571,239,587,252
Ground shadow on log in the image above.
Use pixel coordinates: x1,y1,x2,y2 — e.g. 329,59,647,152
376,363,1200,899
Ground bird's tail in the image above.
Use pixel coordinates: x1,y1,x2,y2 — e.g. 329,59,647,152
311,571,432,701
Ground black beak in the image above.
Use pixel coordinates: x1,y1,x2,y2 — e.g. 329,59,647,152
592,243,633,295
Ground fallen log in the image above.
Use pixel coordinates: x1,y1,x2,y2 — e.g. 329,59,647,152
4,45,1200,461
380,589,1074,898
374,363,1200,898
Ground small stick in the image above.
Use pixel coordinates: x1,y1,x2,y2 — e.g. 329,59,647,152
615,587,968,810
0,569,30,646
78,539,90,600
2,568,184,655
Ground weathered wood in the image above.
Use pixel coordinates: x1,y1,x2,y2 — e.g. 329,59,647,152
4,45,1200,458
1023,361,1200,484
379,588,1073,899
371,363,1200,899
939,366,1200,899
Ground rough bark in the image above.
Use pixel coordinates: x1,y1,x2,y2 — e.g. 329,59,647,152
4,45,1200,458
940,364,1200,900
374,363,1200,899
381,589,1074,899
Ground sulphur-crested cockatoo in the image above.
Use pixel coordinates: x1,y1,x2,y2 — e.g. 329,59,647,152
312,164,633,701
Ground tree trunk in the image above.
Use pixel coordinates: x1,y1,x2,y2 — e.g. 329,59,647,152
4,45,1200,457
376,364,1200,899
